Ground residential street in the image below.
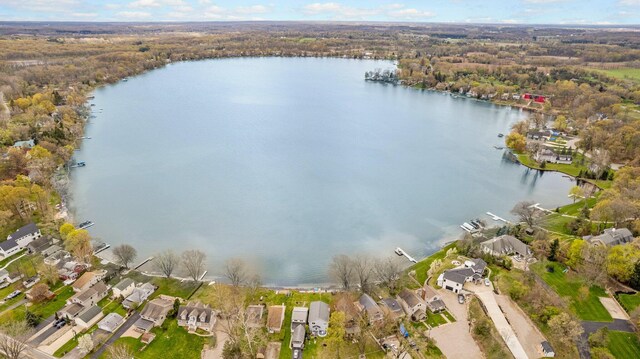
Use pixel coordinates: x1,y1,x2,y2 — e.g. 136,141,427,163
90,312,140,359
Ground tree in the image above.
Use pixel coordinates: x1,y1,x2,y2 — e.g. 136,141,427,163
329,254,353,291
569,186,585,203
352,255,373,293
182,250,206,282
606,243,640,283
154,250,179,278
567,239,586,268
505,131,527,152
630,261,640,290
112,244,137,269
29,283,50,303
373,257,402,293
59,222,75,239
0,320,34,359
25,310,41,327
106,343,135,359
224,258,247,287
77,334,94,354
548,239,559,261
65,229,93,263
323,311,346,357
511,201,539,228
553,115,568,131
580,244,608,285
548,312,583,343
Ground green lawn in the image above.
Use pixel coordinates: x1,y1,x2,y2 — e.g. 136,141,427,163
409,242,457,286
425,311,448,327
607,331,640,359
30,286,76,319
594,68,640,82
98,297,127,317
442,310,456,323
618,293,640,313
100,320,205,359
532,262,612,322
119,273,200,300
0,250,26,268
517,153,587,177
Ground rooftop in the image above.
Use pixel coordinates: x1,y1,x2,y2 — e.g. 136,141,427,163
77,305,102,323
7,223,39,240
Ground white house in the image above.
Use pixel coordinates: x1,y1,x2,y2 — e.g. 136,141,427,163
0,223,41,258
308,301,329,337
177,301,216,333
540,341,555,357
75,305,104,329
98,312,124,333
111,278,135,299
291,307,308,333
68,282,109,307
437,267,477,293
123,282,156,309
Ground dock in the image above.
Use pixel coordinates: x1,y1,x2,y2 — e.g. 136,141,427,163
133,256,154,270
530,203,553,213
486,212,510,223
395,247,417,263
198,270,208,281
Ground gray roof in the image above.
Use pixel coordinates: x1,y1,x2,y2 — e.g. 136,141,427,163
442,267,475,285
541,341,554,353
134,318,155,331
430,299,446,312
98,312,124,332
292,324,305,345
12,139,35,148
398,289,422,308
179,301,214,324
588,228,633,246
140,297,173,321
308,301,330,322
27,237,50,252
77,305,102,323
481,235,531,256
291,307,308,323
0,239,18,251
113,278,135,291
7,223,39,241
380,297,402,312
468,258,487,274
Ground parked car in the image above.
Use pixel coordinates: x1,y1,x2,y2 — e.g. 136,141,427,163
458,294,465,304
484,278,491,286
54,319,66,329
5,290,21,300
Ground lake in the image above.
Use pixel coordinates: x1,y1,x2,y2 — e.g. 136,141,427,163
72,57,573,285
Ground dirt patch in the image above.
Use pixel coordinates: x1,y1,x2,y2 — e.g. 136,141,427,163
599,297,630,320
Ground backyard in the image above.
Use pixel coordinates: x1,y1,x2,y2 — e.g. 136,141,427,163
617,293,640,313
607,330,640,359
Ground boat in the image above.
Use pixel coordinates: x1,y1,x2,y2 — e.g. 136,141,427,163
395,248,404,256
497,133,504,138
494,145,504,150
78,220,94,229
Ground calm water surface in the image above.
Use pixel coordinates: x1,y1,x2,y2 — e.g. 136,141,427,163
72,57,573,285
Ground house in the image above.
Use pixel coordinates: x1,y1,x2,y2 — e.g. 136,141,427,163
397,289,426,321
178,301,216,333
380,297,404,319
0,269,9,283
540,341,555,357
308,301,330,337
267,304,285,333
72,270,107,293
135,296,174,332
111,278,135,299
334,294,360,337
141,333,156,345
526,130,550,141
585,228,634,247
122,282,156,309
12,140,35,149
291,324,305,350
422,286,446,313
75,305,104,329
464,258,487,275
534,148,572,164
291,307,308,332
437,267,477,293
246,305,264,328
7,223,41,247
41,245,62,258
59,303,85,319
68,282,109,307
480,235,532,257
27,236,51,254
97,312,124,333
357,294,384,324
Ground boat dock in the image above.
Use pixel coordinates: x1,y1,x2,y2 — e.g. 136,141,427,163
486,212,510,223
531,203,553,213
133,257,154,270
198,270,208,281
394,247,417,263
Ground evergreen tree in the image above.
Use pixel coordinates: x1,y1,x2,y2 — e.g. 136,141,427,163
630,261,640,291
548,239,559,261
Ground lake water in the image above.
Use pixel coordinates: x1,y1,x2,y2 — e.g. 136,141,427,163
72,57,573,285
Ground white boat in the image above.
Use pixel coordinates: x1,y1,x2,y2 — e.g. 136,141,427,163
395,248,404,256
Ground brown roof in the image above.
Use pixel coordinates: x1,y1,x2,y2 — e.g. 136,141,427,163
267,305,285,330
140,297,173,321
72,272,96,290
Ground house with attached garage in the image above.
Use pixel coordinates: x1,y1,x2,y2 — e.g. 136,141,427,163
421,285,446,313
397,288,426,321
72,270,107,293
68,282,109,307
98,312,124,333
584,227,634,247
291,306,308,333
437,267,478,294
380,297,404,319
480,235,531,257
134,296,175,332
357,294,384,324
178,301,217,333
111,278,135,299
0,223,41,258
74,305,104,329
122,282,156,309
308,301,330,337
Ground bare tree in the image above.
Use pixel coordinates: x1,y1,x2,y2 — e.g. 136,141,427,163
329,254,353,290
511,201,539,228
106,342,135,359
373,257,402,293
182,250,206,281
0,320,34,359
352,255,373,293
224,258,248,287
77,334,94,354
112,244,137,269
154,250,179,278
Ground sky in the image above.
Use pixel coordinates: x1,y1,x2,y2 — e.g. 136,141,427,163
0,0,638,25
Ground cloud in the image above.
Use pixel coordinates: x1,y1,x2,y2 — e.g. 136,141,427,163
387,8,435,20
71,12,98,18
117,11,152,19
522,0,570,3
236,5,270,15
0,0,80,13
618,0,640,5
301,2,435,20
128,0,186,8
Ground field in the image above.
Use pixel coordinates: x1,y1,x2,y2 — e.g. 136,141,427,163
607,331,640,359
617,293,640,313
531,262,612,322
594,68,640,82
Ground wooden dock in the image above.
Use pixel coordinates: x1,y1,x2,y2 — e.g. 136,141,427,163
395,247,417,263
486,212,510,224
133,256,154,270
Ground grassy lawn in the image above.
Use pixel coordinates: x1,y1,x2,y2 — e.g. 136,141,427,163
607,331,640,359
468,297,514,359
100,320,205,359
594,68,640,82
532,262,612,322
442,310,455,322
0,250,26,268
425,311,448,327
618,293,640,313
119,272,200,300
517,152,587,177
408,242,457,287
30,286,76,319
98,297,127,317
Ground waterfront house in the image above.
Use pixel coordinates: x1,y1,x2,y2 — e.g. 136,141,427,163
135,296,174,332
72,270,107,293
178,301,216,333
357,294,384,324
534,148,572,164
75,305,104,329
437,267,477,293
585,228,634,247
464,258,487,275
421,285,446,313
246,305,264,328
308,301,330,337
0,223,41,258
111,278,135,299
380,297,404,319
292,325,306,350
98,312,124,333
267,304,285,333
27,236,51,254
68,282,109,307
122,282,156,309
291,306,308,333
334,294,360,337
480,235,532,257
397,289,426,321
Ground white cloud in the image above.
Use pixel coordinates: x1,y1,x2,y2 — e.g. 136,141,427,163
618,0,640,5
523,0,570,3
388,8,435,20
117,11,152,19
128,0,161,8
302,2,435,20
71,12,98,18
236,5,270,15
0,0,80,13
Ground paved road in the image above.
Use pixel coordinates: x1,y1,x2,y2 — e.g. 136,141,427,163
90,312,140,359
582,319,635,335
29,314,59,347
577,333,591,359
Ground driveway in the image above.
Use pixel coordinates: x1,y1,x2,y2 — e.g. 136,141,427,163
91,312,140,359
429,288,483,359
204,320,229,359
582,319,635,335
495,294,547,359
